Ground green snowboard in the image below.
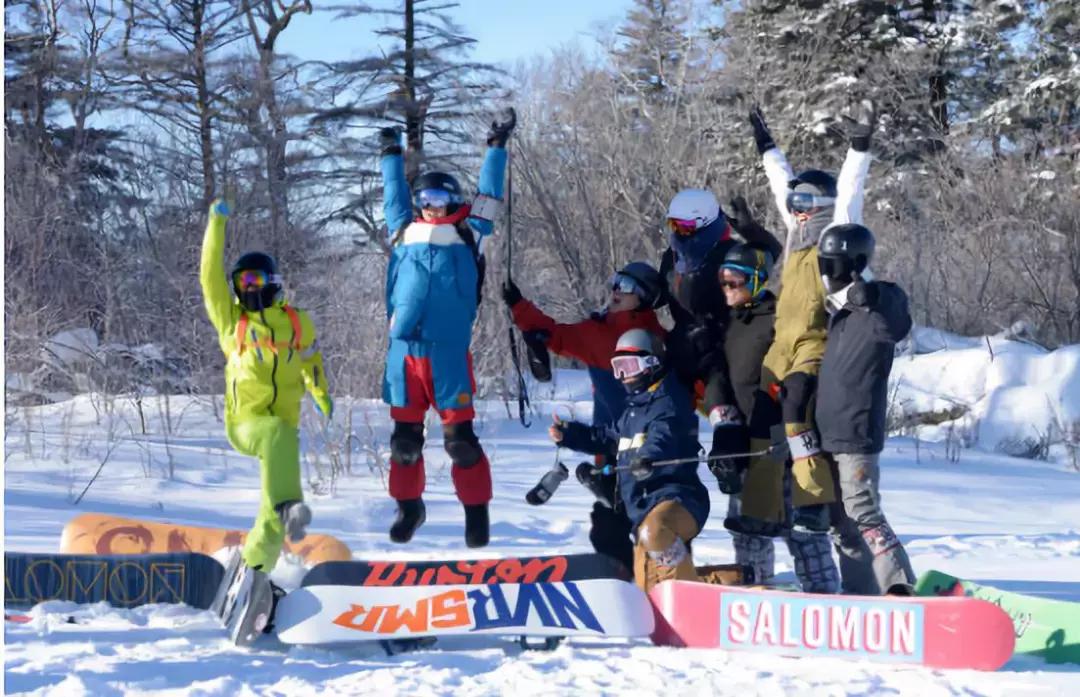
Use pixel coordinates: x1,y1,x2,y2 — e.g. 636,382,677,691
915,569,1080,664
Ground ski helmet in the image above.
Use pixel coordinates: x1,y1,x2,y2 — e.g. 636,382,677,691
666,189,721,235
231,251,283,312
721,244,774,298
789,169,837,198
412,171,464,212
818,223,875,289
611,261,665,309
611,328,664,393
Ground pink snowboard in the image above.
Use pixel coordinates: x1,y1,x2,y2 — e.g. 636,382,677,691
649,581,1015,671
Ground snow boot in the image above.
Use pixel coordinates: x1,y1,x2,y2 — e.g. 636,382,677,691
276,500,312,543
525,462,569,505
464,503,490,548
791,504,831,535
389,498,426,544
886,582,915,596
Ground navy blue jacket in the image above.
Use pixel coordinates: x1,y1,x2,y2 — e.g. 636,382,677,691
560,373,710,531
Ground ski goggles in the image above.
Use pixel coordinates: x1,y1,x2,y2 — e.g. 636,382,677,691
817,254,856,282
414,188,454,210
786,191,836,214
610,272,645,297
233,269,280,290
610,353,660,380
666,217,702,236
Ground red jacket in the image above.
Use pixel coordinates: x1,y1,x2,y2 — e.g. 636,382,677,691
510,299,666,368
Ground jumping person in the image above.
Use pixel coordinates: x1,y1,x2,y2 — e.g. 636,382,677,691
378,108,516,548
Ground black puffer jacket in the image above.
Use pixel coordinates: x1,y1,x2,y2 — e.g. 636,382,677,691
723,292,778,420
817,281,912,454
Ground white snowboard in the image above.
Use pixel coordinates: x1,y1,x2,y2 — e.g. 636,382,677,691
275,578,655,645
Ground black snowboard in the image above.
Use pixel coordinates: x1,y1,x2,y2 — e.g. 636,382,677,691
5,551,225,610
300,552,631,588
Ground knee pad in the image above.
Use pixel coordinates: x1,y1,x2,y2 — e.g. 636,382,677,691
444,420,482,468
390,421,425,465
780,372,817,425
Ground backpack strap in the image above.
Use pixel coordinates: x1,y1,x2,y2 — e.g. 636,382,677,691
282,304,303,360
235,314,250,355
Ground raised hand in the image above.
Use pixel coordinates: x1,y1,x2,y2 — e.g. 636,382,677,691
748,106,776,155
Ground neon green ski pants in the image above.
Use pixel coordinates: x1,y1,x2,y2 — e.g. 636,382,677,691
226,416,302,572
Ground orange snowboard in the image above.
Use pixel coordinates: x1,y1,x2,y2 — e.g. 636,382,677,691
59,513,352,565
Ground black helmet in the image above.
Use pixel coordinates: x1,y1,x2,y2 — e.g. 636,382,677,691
721,244,774,298
412,171,464,212
612,261,665,309
788,169,838,198
818,223,875,287
231,251,283,311
612,328,665,394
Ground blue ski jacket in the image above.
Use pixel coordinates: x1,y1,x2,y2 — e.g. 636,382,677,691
380,147,507,410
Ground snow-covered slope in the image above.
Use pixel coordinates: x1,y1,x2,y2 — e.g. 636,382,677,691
5,356,1080,695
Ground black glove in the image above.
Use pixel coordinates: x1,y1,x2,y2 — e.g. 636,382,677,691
486,107,517,148
749,106,776,155
843,99,876,153
629,457,654,482
727,195,755,233
522,329,552,382
378,126,402,156
708,422,749,495
501,279,523,307
847,279,879,308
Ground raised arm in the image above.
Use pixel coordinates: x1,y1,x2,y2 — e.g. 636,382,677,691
467,108,516,240
379,127,412,240
750,107,797,234
832,101,876,226
199,200,236,341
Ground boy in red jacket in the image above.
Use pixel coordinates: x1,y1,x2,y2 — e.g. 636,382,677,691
501,262,665,568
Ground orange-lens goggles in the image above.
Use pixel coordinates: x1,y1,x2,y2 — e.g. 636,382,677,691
666,217,699,236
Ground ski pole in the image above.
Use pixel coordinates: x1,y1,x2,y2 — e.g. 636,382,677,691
504,139,531,427
592,442,783,475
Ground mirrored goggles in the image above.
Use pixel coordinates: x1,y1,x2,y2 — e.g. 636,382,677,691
415,188,453,210
233,269,280,290
610,353,660,380
610,272,644,297
786,191,836,214
666,217,701,236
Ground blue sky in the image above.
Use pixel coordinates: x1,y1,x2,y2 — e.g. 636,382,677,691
278,1,634,66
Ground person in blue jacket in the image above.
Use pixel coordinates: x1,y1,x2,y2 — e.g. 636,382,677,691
550,328,710,591
377,108,516,549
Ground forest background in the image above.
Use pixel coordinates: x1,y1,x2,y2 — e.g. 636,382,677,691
5,0,1078,415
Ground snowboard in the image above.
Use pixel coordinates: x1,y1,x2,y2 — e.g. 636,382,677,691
300,552,631,588
649,580,1016,671
60,512,351,565
275,578,655,645
4,551,224,610
916,569,1080,665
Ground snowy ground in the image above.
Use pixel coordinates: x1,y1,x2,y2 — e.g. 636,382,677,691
4,362,1080,695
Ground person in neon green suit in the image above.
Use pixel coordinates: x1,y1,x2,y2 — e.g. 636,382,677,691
199,199,333,572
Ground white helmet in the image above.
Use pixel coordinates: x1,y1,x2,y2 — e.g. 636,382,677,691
667,189,720,230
